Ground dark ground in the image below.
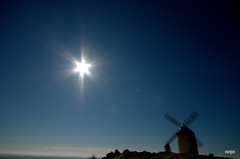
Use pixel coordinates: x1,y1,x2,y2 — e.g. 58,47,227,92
102,149,233,159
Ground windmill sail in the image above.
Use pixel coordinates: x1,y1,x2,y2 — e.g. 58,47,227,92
164,111,203,155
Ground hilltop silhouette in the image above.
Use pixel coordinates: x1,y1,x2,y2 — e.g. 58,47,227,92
102,149,233,159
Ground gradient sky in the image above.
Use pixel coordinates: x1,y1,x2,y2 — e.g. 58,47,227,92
0,0,240,158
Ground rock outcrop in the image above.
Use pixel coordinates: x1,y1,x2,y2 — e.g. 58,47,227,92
102,149,233,159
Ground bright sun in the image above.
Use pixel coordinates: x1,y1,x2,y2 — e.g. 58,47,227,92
75,61,89,75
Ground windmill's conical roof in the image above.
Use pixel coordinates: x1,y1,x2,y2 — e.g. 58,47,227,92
176,124,195,135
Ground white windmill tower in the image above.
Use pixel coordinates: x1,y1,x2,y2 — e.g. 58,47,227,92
164,111,203,155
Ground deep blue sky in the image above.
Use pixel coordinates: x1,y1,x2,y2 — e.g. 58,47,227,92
0,0,239,158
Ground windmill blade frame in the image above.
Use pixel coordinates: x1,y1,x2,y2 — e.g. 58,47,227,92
165,114,181,127
183,111,199,127
166,129,178,145
196,137,204,148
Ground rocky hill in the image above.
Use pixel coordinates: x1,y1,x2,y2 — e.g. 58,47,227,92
102,149,233,159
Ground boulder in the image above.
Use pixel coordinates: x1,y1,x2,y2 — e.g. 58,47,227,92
123,149,130,155
106,151,115,158
115,149,121,155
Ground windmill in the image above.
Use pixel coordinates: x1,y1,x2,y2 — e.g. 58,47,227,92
164,111,203,155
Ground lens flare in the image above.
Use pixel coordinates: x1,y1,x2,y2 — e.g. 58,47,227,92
75,61,89,75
